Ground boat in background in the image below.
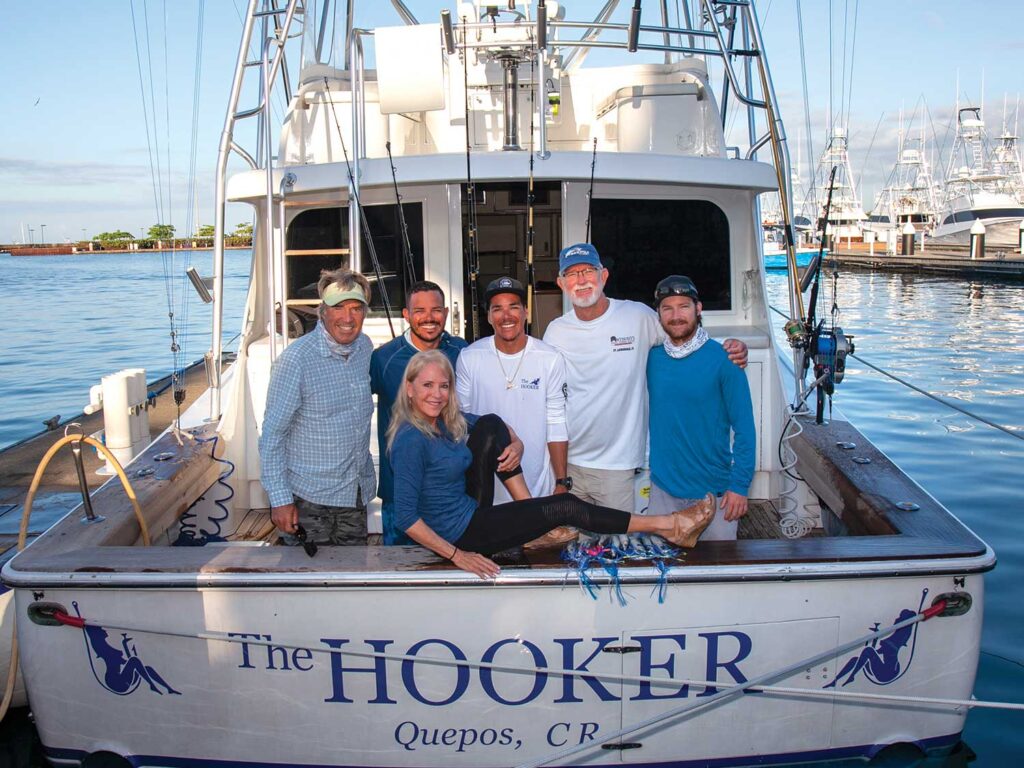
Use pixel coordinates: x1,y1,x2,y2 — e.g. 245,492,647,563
869,108,941,242
3,2,991,766
931,105,1024,247
810,127,867,244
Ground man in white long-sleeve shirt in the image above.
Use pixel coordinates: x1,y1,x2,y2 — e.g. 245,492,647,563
456,277,570,503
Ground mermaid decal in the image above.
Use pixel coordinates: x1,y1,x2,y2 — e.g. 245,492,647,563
825,589,929,688
73,601,180,696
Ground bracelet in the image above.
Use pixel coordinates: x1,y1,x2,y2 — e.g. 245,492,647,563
448,544,458,560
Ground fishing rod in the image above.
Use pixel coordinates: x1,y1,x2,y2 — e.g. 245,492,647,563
322,78,396,338
525,51,537,333
385,140,418,292
803,165,853,424
584,137,597,241
462,15,482,339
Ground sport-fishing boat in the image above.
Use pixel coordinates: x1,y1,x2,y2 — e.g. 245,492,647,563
3,2,992,766
931,105,1024,247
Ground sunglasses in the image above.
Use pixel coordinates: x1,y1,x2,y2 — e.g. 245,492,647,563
294,524,318,558
654,279,699,303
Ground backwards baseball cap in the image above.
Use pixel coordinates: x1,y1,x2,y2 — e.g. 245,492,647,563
484,276,528,307
653,275,700,307
558,243,603,275
322,281,368,307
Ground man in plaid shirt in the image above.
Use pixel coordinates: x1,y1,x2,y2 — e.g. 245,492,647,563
259,268,376,545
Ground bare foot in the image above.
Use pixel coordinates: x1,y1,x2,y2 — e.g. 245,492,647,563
665,494,716,548
524,526,578,550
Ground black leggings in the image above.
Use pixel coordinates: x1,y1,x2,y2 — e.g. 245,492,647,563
455,415,630,555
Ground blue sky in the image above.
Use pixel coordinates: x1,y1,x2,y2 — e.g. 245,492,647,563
2,1,1021,243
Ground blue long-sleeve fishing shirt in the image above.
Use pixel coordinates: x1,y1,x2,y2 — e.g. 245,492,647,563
647,340,756,498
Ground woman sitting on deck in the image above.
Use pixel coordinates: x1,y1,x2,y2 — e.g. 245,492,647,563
387,350,716,578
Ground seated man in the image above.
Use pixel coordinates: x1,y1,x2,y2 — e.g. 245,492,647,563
259,268,376,545
646,275,756,540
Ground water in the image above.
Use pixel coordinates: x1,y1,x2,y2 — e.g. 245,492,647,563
765,269,1024,764
0,254,1021,762
0,249,251,449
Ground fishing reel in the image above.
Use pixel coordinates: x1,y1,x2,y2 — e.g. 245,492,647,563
806,322,854,423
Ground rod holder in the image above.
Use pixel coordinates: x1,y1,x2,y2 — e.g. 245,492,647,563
537,0,547,49
627,1,642,52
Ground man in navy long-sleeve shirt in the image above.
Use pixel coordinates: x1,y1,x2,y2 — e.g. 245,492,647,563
646,275,756,540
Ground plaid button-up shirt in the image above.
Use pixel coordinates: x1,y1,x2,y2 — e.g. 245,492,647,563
259,324,375,509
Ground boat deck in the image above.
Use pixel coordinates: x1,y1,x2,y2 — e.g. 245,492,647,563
2,412,992,586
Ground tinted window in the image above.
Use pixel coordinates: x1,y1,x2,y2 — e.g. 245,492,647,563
286,204,424,314
590,199,731,310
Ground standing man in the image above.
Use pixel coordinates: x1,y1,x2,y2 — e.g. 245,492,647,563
647,275,755,539
457,277,569,503
260,268,375,545
543,243,748,512
371,281,467,544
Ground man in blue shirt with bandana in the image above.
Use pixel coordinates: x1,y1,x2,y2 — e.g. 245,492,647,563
646,275,756,540
260,268,376,545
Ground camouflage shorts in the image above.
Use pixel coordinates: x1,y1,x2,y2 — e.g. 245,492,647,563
283,494,368,546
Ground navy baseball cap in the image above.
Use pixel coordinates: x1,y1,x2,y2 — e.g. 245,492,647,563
558,243,603,275
654,275,700,307
484,276,528,307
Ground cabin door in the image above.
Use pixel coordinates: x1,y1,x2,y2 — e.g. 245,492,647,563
459,181,562,341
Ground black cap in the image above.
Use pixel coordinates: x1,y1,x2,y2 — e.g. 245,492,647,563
653,275,700,307
485,276,528,307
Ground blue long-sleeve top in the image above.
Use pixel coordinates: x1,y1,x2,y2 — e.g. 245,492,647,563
370,332,467,502
647,340,756,498
389,413,480,543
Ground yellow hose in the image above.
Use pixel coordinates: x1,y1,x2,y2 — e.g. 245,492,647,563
1,433,153,720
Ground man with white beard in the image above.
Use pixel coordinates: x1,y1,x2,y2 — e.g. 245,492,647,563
543,243,747,512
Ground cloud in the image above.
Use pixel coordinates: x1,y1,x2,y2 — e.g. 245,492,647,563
0,157,155,187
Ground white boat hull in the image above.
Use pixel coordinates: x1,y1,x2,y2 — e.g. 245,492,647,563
19,570,982,766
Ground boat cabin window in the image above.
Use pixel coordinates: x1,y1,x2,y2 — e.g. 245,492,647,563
286,204,424,321
590,199,731,310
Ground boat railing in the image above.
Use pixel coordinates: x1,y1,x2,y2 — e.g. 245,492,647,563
211,0,303,421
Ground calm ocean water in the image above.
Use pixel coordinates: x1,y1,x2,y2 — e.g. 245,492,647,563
0,251,1021,762
0,249,251,449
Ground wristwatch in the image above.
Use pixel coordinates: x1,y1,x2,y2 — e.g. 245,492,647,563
555,477,573,491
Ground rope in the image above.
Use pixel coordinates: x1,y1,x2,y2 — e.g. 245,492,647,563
767,304,1023,443
320,78,397,337
0,434,150,721
849,352,1024,443
514,600,953,768
34,599,1022,762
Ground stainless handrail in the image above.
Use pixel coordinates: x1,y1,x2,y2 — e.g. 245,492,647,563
210,0,302,421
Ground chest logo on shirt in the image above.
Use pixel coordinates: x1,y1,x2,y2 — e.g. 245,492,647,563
518,377,541,391
610,335,636,352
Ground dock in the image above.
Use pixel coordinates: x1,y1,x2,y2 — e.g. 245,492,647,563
830,241,1024,279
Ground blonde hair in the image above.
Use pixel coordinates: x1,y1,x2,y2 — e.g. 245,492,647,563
385,350,467,454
